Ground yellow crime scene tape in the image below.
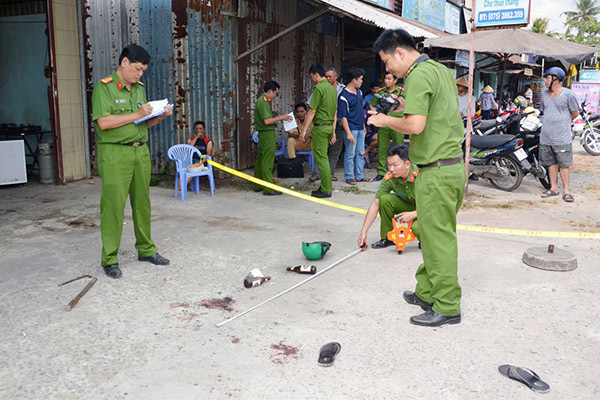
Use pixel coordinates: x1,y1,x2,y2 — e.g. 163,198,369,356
202,157,600,240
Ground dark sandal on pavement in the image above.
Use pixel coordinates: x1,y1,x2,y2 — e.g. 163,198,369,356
357,177,372,182
540,189,559,198
562,193,574,202
318,342,341,367
345,179,357,185
331,176,338,181
498,364,550,393
309,174,320,182
103,264,122,279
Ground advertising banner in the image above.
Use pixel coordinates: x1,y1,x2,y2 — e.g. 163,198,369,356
474,0,530,28
361,0,394,11
571,82,600,115
445,2,461,34
403,0,446,31
579,70,600,84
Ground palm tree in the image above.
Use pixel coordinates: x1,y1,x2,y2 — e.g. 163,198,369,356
562,0,600,35
531,17,550,35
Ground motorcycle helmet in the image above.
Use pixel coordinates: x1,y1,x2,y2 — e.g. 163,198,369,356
302,241,332,260
523,106,536,115
543,67,566,81
514,96,528,108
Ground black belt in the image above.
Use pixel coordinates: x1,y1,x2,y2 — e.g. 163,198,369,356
119,141,144,147
314,123,333,126
417,157,461,169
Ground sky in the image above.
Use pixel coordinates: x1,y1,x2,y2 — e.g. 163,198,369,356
528,0,577,34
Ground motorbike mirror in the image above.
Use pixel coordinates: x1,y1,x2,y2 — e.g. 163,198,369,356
496,117,503,123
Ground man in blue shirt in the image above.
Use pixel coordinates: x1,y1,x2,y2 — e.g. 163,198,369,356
338,67,368,184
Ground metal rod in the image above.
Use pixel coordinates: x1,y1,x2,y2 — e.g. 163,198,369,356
216,246,365,327
58,275,97,311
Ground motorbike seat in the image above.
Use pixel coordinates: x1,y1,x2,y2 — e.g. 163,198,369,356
478,119,499,131
471,134,516,149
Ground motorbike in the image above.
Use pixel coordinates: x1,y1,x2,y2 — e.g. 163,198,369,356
577,102,600,156
513,112,551,189
466,129,528,192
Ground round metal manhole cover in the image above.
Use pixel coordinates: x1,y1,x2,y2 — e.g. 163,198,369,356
522,245,577,271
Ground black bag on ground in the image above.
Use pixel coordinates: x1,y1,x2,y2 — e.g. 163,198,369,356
277,157,304,178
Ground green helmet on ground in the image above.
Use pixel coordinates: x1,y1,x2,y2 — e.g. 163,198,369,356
302,241,332,260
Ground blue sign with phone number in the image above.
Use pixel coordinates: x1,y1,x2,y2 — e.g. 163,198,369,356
478,8,525,23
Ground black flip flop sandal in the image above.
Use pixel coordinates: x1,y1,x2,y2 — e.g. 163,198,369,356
498,364,550,393
318,342,341,367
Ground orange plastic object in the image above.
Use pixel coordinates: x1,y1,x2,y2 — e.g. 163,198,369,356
386,219,415,253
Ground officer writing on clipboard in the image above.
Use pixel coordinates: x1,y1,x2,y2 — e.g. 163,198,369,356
367,29,465,327
92,44,173,279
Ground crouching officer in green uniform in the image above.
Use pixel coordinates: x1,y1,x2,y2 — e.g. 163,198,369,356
368,29,465,327
300,63,338,198
253,80,292,195
91,44,173,279
370,72,404,181
358,144,419,249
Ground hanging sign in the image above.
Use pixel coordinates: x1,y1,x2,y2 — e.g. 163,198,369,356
475,0,531,28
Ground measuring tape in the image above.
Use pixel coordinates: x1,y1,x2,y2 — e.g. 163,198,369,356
202,157,600,239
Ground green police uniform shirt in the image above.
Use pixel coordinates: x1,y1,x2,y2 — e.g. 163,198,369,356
375,165,418,204
254,93,275,132
310,79,337,124
402,59,463,165
370,86,403,118
91,71,149,144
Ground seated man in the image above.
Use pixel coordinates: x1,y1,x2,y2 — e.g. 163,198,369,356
358,144,419,249
287,102,318,180
186,120,214,187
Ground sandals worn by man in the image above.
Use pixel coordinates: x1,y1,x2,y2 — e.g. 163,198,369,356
357,177,372,182
562,193,574,202
540,189,559,198
346,179,357,185
309,174,320,183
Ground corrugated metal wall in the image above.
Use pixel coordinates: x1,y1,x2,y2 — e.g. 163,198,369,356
84,0,340,171
236,0,342,169
84,0,235,171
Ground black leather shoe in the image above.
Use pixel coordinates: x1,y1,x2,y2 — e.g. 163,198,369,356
371,239,395,249
103,264,122,279
138,253,170,265
373,174,384,181
402,290,434,311
311,189,332,198
263,191,282,196
410,310,461,327
253,188,263,192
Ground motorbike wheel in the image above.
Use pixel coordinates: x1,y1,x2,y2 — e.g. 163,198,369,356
530,151,551,190
582,128,600,156
488,155,523,191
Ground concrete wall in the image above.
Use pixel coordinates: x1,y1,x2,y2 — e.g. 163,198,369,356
52,0,87,181
0,13,51,162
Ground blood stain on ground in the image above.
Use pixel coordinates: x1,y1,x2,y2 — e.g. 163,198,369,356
170,302,190,308
231,336,240,344
195,297,234,312
269,341,301,364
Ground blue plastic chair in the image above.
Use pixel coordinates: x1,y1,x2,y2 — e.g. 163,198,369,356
295,149,315,171
252,131,286,157
167,144,215,201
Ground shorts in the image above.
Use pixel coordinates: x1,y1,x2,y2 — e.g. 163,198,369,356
539,144,573,168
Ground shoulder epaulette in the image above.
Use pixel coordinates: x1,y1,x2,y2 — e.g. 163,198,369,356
409,170,419,183
100,77,113,84
384,172,393,181
137,81,144,86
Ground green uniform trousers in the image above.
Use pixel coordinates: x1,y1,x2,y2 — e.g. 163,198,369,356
254,130,276,194
377,127,403,176
414,162,465,316
378,193,420,240
312,125,334,194
98,143,157,266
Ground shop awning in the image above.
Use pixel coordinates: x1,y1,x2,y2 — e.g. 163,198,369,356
315,0,444,39
424,28,599,65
